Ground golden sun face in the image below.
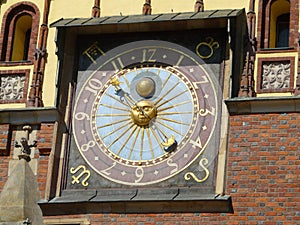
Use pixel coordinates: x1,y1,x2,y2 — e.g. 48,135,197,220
131,100,157,126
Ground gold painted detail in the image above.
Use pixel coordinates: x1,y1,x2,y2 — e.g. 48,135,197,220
131,100,157,126
70,165,91,187
184,158,209,183
109,76,123,91
136,77,156,98
196,37,219,59
161,134,176,147
82,41,105,64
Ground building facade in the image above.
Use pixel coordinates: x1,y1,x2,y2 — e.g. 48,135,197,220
0,0,299,224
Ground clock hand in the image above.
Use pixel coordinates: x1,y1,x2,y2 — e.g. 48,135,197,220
151,122,177,153
110,76,135,106
161,134,177,153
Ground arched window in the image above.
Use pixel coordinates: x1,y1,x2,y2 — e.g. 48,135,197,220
0,2,40,62
257,0,297,49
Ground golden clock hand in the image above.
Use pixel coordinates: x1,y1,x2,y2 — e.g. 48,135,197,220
161,134,177,153
150,121,177,153
110,76,135,106
110,76,122,91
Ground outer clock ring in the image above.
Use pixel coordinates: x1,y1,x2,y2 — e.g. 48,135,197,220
73,40,219,186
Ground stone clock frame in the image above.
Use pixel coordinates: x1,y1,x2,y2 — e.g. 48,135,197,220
40,10,247,214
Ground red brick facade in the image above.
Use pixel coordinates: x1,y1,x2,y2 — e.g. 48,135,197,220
0,124,11,192
1,113,298,223
32,113,299,224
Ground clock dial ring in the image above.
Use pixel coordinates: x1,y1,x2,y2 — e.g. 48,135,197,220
72,40,218,185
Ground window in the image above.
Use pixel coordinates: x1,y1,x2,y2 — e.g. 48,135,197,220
276,13,290,47
0,2,39,62
257,0,297,49
11,14,32,61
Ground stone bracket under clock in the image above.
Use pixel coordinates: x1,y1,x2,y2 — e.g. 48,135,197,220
39,188,233,215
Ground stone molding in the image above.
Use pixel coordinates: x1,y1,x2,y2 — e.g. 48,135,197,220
225,96,300,115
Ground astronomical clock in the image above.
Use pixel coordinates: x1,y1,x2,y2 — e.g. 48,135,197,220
46,12,243,213
71,40,220,187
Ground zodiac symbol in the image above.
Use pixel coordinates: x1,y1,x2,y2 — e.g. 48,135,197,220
70,165,91,187
82,41,105,64
196,37,219,59
184,158,210,183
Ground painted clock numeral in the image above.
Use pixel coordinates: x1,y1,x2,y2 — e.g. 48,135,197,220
167,158,179,174
135,167,144,183
141,49,157,63
81,140,96,152
190,136,203,149
198,107,215,116
111,57,125,71
101,161,117,176
85,78,103,95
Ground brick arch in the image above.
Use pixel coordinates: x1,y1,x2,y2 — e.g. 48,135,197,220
0,1,40,62
257,0,298,49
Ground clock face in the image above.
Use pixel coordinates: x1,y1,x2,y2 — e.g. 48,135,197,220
73,40,218,185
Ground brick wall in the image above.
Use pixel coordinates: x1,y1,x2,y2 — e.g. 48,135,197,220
0,123,54,198
37,123,54,199
0,124,11,193
1,113,299,224
44,112,300,224
224,113,300,224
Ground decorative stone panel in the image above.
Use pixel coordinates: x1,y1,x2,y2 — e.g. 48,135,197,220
0,70,29,103
257,57,294,93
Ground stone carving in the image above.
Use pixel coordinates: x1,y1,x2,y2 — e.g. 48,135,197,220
15,126,37,162
194,0,204,12
0,74,25,100
23,218,32,225
262,62,290,90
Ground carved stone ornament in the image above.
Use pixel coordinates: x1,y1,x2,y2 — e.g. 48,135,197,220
0,74,25,100
15,125,37,162
262,62,290,90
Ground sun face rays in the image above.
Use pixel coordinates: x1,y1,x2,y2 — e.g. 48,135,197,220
94,66,196,165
